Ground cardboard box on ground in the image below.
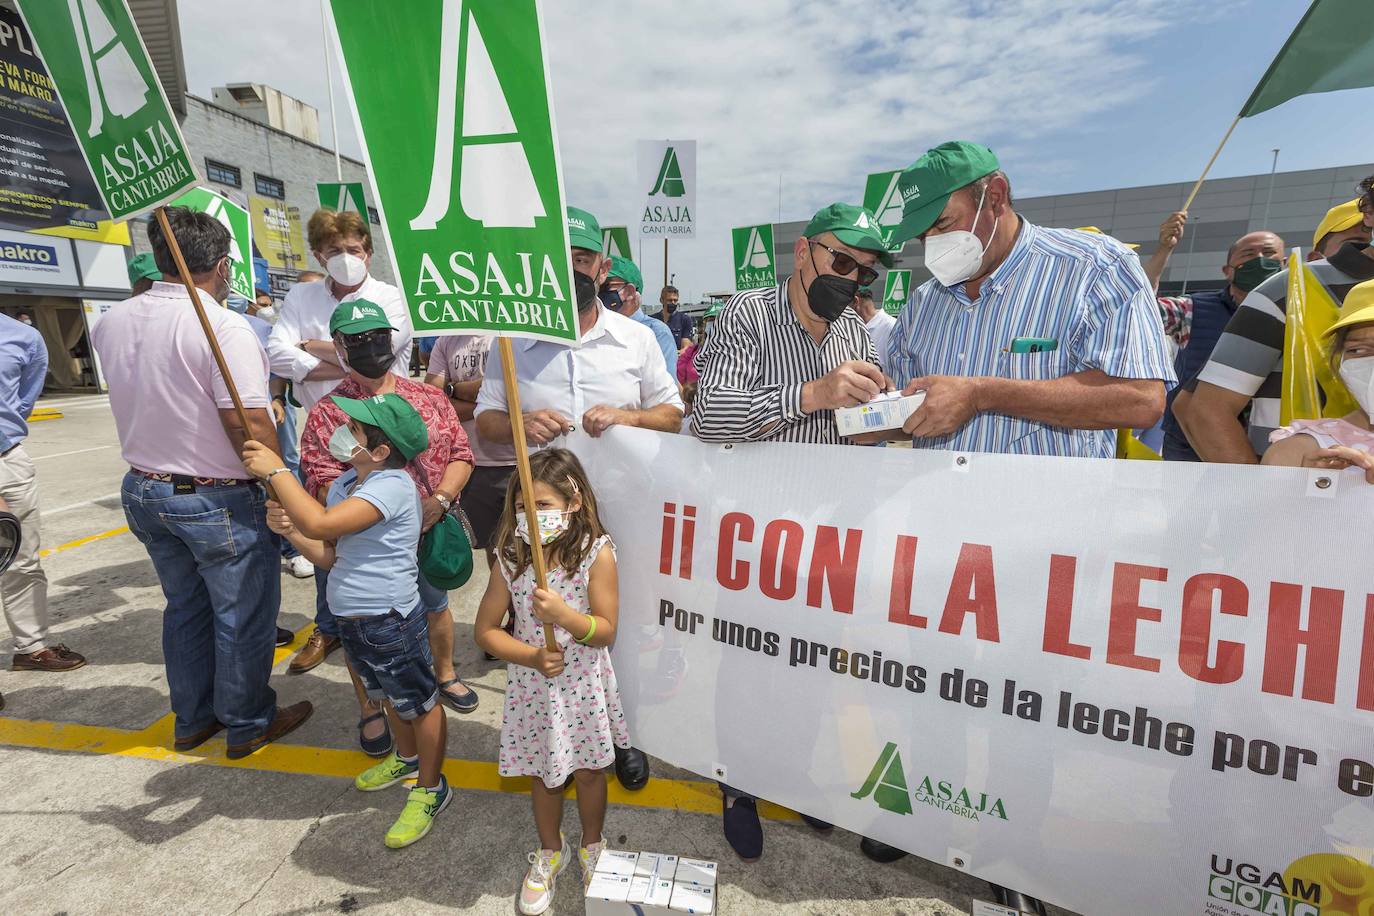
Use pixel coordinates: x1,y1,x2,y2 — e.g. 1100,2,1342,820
585,849,718,915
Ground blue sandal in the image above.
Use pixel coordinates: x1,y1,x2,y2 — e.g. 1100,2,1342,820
357,711,393,757
438,678,479,713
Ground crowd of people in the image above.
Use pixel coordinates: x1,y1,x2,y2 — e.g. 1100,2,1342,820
1,136,1371,915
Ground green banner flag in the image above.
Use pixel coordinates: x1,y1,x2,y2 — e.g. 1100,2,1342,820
882,269,911,316
863,169,906,254
16,0,198,220
1240,0,1374,117
168,187,253,300
732,223,776,290
602,225,631,259
317,181,366,213
327,0,577,344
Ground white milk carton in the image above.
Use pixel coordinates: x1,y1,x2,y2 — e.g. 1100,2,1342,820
584,850,638,916
834,389,926,436
627,852,680,916
670,857,719,914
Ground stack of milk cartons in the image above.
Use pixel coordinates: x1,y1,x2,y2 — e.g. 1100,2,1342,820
584,849,718,915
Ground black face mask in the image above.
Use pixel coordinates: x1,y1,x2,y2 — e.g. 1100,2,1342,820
1230,255,1281,293
343,335,395,379
574,271,599,312
597,287,622,310
804,245,859,322
663,302,677,314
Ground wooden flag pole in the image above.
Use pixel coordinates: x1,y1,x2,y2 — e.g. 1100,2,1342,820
663,238,669,290
1181,115,1241,212
153,206,274,498
498,335,558,652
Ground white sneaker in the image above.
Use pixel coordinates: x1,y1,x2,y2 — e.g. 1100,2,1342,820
286,555,314,579
577,837,605,888
518,834,568,915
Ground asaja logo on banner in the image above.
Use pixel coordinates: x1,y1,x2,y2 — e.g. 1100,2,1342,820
71,0,153,136
862,169,906,251
650,146,686,197
852,742,1008,822
732,224,776,290
1207,854,1322,916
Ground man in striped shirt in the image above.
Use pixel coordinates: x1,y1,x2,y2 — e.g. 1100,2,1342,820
885,141,1173,458
689,201,893,863
1183,181,1374,461
692,202,891,445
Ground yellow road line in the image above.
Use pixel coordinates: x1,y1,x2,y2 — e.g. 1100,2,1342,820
39,525,130,558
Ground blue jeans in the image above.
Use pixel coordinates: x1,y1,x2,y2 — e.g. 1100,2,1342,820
277,401,302,560
314,564,449,639
121,473,278,745
338,607,437,719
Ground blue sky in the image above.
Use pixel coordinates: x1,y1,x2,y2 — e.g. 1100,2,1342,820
181,0,1374,301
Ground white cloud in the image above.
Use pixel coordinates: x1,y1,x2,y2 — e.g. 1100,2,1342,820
178,0,1216,301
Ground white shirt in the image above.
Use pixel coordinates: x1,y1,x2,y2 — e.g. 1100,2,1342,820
475,308,683,433
267,275,414,412
864,310,897,372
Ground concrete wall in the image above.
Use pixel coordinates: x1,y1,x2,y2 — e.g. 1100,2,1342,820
129,94,397,293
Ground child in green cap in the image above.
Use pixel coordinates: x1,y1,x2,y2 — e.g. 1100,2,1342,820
241,392,450,850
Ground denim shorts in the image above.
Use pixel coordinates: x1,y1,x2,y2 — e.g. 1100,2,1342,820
337,608,437,720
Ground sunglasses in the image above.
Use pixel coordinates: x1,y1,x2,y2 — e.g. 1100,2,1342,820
810,241,879,287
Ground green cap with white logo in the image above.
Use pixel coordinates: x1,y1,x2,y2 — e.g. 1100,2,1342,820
329,299,395,336
891,141,1000,244
803,202,894,267
330,393,429,460
127,252,161,284
608,255,643,291
566,206,603,252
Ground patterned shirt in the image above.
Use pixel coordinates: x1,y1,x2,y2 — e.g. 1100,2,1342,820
886,219,1175,458
691,279,878,445
1157,296,1193,347
301,375,472,499
1193,243,1374,456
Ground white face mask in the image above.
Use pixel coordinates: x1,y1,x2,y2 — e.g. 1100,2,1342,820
255,305,278,322
515,508,572,545
923,186,999,287
325,252,368,287
1339,355,1374,415
327,424,366,464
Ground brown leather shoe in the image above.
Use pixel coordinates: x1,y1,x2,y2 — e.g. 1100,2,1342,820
12,644,87,672
226,701,313,759
288,630,339,674
173,721,225,752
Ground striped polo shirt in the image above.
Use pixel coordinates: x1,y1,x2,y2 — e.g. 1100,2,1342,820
691,279,877,444
886,219,1175,458
1193,242,1374,456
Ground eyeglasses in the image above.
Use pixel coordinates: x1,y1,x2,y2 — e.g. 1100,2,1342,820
810,241,879,286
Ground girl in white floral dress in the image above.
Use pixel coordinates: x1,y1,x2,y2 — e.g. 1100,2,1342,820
473,448,629,916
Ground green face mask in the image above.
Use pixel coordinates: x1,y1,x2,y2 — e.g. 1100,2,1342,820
1231,256,1281,293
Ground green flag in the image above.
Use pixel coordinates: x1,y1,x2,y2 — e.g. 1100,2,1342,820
168,188,254,300
16,0,198,220
327,0,577,344
882,270,911,316
731,224,776,290
862,169,906,254
317,181,367,213
1240,0,1374,117
602,225,631,259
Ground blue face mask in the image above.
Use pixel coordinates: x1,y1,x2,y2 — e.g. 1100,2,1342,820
225,293,252,314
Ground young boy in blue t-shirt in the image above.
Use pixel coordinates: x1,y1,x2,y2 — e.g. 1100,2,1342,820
242,393,449,849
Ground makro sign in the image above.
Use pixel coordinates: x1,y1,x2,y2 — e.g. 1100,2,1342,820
0,227,77,285
732,223,775,290
169,187,253,300
638,139,695,238
882,269,911,316
863,169,905,254
328,0,577,344
17,0,199,220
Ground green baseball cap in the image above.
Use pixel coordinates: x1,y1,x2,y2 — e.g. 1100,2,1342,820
128,252,161,284
608,255,643,290
705,301,725,319
566,205,602,252
330,393,429,460
329,299,395,336
891,141,1000,244
803,202,894,267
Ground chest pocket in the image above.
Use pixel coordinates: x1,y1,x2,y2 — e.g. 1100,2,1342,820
999,350,1071,382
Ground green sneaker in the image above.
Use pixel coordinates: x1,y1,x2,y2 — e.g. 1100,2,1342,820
384,778,451,849
354,752,418,792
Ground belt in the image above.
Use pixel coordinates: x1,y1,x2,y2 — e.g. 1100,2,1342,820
132,468,254,492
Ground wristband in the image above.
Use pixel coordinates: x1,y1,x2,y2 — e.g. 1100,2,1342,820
434,492,452,509
577,616,597,644
265,467,290,481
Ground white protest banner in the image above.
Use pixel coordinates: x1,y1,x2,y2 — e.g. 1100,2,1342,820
638,139,695,238
570,428,1374,916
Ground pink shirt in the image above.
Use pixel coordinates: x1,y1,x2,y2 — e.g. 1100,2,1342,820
92,281,270,479
428,334,516,467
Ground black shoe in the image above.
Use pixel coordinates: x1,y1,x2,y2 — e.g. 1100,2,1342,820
799,813,833,833
275,627,294,647
859,836,908,863
357,710,393,758
722,792,763,862
613,744,650,790
991,884,1047,916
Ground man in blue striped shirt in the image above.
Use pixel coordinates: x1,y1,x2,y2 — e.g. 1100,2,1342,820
885,141,1173,457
